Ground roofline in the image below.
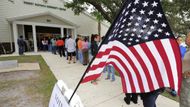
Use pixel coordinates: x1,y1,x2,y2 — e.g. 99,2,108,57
7,11,80,28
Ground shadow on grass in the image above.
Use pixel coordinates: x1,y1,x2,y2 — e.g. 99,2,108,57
0,55,57,106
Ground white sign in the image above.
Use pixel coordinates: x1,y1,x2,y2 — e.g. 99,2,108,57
49,83,70,107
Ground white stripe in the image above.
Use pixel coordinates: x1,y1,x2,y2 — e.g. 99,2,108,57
147,41,170,87
107,58,132,93
85,67,104,77
109,50,140,92
134,45,159,90
161,39,178,90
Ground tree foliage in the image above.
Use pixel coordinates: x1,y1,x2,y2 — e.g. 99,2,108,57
65,0,190,35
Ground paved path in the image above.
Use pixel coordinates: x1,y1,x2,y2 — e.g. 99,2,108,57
0,52,179,107
39,52,179,107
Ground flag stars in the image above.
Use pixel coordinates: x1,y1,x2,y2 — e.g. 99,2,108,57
122,19,126,23
150,26,155,30
138,35,142,38
129,38,133,41
119,30,123,33
131,33,135,37
158,28,163,32
128,42,132,45
145,18,150,22
157,13,163,18
140,29,144,33
140,10,145,14
131,8,136,13
161,23,167,27
127,22,132,26
152,1,158,7
133,28,137,32
123,38,127,41
166,32,170,36
124,34,128,36
148,10,154,15
153,19,159,24
121,25,124,28
134,0,140,4
125,11,129,16
129,16,134,20
142,1,149,7
135,23,139,26
118,35,122,38
127,3,132,8
135,39,140,42
144,36,149,40
154,34,159,37
142,24,147,28
147,31,152,35
126,28,130,32
137,17,142,21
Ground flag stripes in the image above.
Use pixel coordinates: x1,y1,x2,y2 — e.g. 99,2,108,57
82,39,180,93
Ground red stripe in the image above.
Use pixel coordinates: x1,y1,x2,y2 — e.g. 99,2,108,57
130,46,154,91
169,39,182,94
108,55,135,93
96,48,112,58
140,43,164,88
82,74,102,83
90,62,106,71
153,40,175,88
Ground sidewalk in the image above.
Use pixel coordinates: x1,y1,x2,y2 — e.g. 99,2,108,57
0,52,179,107
39,52,179,107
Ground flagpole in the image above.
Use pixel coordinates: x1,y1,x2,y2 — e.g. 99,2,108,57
68,1,128,104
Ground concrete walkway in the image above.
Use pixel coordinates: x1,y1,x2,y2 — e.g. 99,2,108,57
39,52,179,107
0,52,179,107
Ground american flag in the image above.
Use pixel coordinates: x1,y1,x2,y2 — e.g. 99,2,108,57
82,0,182,93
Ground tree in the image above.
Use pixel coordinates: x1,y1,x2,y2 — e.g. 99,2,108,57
65,0,190,35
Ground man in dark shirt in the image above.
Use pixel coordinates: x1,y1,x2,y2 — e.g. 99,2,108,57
17,36,25,55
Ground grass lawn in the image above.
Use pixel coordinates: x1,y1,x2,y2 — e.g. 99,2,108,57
0,55,57,106
115,71,179,102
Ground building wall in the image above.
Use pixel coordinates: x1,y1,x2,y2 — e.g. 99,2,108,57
0,0,110,44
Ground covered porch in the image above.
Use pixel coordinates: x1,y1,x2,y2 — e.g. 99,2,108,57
7,12,78,53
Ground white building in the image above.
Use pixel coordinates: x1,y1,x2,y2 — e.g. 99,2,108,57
0,0,110,53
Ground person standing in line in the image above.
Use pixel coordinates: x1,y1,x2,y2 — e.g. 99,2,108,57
65,36,76,64
56,37,64,57
90,34,100,85
105,64,115,82
51,37,57,55
82,37,89,65
180,32,190,107
75,37,79,61
77,37,83,64
17,35,25,55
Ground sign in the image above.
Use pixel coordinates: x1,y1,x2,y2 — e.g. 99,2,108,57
49,83,70,107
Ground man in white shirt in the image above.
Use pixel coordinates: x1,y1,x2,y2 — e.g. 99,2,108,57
65,36,76,64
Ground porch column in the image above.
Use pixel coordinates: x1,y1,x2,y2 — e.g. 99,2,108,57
73,28,77,39
13,22,18,53
61,27,64,37
32,25,37,52
22,25,25,40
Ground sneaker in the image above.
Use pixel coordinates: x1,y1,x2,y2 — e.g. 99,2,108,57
105,77,110,80
124,97,130,105
111,79,115,82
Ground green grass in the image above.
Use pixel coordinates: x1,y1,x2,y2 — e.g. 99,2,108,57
0,55,57,106
115,70,179,102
